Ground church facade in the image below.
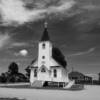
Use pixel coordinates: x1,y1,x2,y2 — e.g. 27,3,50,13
30,23,70,87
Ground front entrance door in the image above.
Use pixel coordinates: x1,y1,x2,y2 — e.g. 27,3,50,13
38,65,50,81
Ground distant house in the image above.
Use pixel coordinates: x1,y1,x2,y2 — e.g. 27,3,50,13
30,22,70,88
69,71,92,84
98,73,100,81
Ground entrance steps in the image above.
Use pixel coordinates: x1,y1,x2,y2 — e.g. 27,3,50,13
31,80,44,87
64,80,75,89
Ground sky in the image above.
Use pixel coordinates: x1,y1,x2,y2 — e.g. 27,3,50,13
0,0,100,74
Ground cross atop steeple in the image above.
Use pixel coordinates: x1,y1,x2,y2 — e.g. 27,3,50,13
41,22,50,41
44,21,48,28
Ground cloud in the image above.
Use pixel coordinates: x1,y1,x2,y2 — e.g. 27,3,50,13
0,33,11,49
0,0,75,26
9,42,35,49
47,0,75,14
14,49,28,57
0,0,46,26
11,42,29,47
72,0,100,26
1,0,100,28
68,47,96,57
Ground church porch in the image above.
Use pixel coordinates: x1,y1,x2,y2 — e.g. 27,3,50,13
30,80,70,88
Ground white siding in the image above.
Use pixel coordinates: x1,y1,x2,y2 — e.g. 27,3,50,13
51,68,62,82
50,67,69,82
38,41,52,70
30,69,34,83
38,70,51,81
61,68,69,82
30,68,37,84
30,67,69,83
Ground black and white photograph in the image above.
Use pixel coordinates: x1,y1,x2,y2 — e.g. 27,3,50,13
0,0,100,100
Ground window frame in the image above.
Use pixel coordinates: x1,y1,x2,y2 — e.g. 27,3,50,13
54,69,57,78
34,69,37,77
42,56,45,59
42,43,45,49
41,65,46,72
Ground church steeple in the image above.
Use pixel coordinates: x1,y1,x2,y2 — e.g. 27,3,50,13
41,22,50,41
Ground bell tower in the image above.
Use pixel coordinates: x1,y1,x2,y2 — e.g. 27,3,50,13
38,22,52,70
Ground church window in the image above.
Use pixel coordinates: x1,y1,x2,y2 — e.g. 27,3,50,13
42,43,45,49
41,65,46,72
34,69,37,77
42,56,45,59
54,69,57,78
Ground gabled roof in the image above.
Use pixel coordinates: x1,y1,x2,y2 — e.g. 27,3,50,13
31,57,61,68
69,71,84,77
52,47,67,69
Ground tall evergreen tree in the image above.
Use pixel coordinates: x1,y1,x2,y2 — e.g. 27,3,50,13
8,62,19,75
25,66,31,81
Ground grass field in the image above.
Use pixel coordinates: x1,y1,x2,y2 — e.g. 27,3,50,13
0,83,99,100
0,83,84,91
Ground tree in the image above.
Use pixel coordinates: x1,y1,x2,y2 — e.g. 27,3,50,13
0,62,27,83
98,73,100,82
7,73,27,83
25,59,36,81
25,66,31,81
7,62,27,82
8,62,19,75
0,72,8,83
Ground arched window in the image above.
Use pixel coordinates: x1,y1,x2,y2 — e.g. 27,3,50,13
41,65,46,72
54,69,57,78
42,43,45,49
34,69,37,77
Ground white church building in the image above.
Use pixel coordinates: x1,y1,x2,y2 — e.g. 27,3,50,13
30,23,73,88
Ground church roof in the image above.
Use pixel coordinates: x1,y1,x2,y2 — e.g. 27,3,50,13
52,47,67,69
41,22,50,41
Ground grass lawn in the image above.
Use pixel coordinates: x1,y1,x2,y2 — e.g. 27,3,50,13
0,85,99,100
0,83,84,91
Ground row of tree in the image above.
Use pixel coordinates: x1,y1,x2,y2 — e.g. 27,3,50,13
0,62,30,83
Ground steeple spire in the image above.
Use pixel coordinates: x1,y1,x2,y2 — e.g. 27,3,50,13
44,21,48,28
41,21,50,41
